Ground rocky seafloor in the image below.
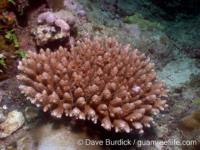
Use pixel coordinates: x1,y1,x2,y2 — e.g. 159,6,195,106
0,0,200,150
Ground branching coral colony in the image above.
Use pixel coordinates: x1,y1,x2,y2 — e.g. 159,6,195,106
17,37,169,134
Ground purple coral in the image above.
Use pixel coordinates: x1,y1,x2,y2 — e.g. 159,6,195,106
77,10,86,17
37,12,55,25
34,12,71,46
54,11,75,25
64,0,77,11
55,19,70,37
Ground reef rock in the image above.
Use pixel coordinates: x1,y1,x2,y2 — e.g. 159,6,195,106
0,110,25,138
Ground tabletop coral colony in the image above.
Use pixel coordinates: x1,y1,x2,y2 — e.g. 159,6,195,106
17,37,169,134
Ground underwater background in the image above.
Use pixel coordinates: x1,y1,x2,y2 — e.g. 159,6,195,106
0,0,200,149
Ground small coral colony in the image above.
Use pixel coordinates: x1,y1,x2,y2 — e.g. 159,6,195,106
17,37,169,133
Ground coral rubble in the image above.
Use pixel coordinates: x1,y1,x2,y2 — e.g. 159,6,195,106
28,120,107,150
17,37,169,133
0,110,25,138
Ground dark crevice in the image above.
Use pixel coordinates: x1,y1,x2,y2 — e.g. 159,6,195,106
14,0,48,27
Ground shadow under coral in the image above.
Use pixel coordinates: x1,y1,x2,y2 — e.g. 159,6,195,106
28,117,157,150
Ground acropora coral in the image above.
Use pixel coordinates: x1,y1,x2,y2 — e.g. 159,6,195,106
17,37,169,133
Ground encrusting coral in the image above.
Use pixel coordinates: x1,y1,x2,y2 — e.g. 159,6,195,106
178,109,200,150
33,11,71,46
178,109,200,132
17,37,169,133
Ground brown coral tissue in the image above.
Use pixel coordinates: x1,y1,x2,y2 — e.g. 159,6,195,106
46,0,64,11
17,37,169,133
178,109,200,150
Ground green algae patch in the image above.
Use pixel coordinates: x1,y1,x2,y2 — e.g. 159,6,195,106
124,13,165,31
193,97,200,104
